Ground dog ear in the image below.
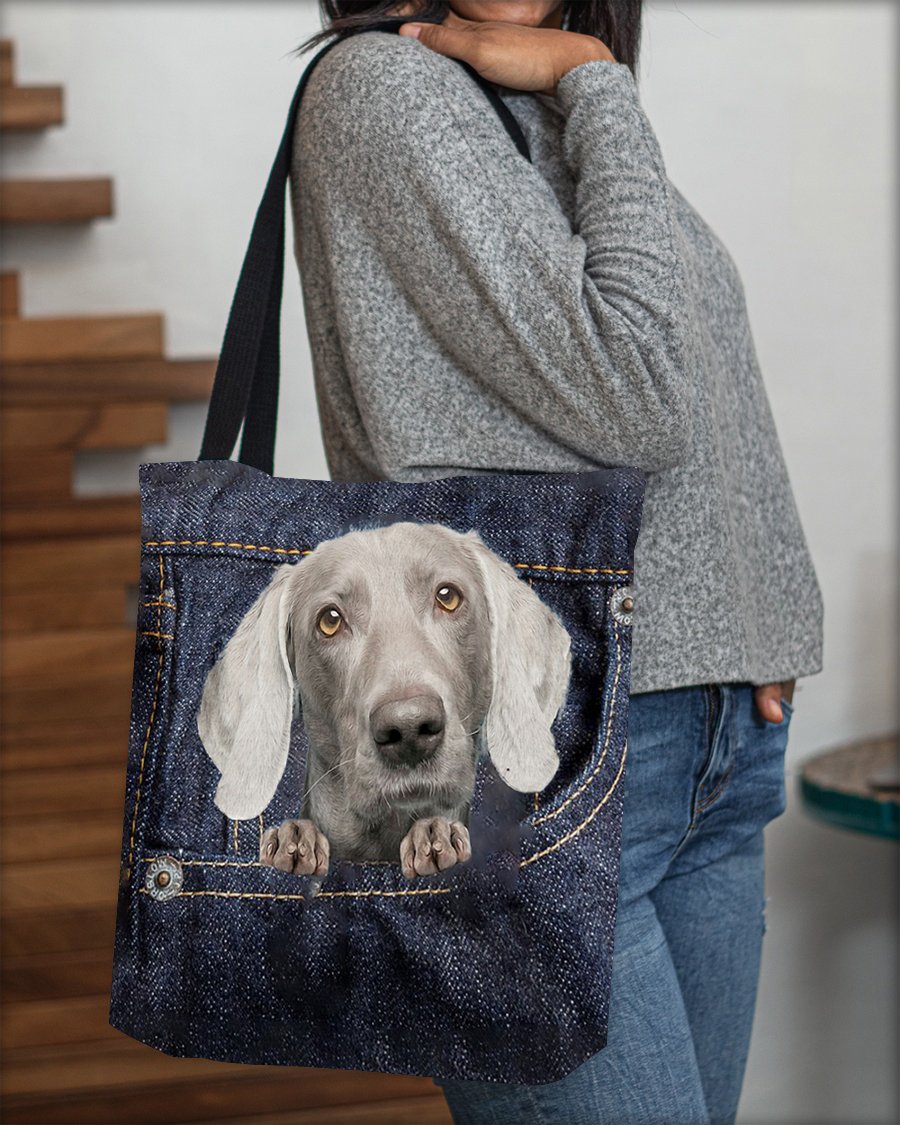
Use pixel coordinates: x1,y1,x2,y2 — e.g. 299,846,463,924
465,531,571,792
197,563,298,820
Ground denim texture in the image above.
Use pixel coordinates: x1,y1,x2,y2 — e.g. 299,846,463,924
109,459,646,1083
438,682,793,1123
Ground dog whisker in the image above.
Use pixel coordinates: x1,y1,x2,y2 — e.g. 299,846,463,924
300,759,346,804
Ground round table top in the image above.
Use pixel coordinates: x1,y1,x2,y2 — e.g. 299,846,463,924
799,733,899,840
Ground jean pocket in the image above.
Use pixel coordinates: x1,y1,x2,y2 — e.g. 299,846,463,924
779,697,794,721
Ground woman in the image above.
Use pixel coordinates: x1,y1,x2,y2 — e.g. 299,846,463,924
289,2,824,1122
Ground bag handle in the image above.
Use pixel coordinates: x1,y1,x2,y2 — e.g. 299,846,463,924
198,20,533,474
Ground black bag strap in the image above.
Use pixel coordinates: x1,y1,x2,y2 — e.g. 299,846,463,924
198,20,533,474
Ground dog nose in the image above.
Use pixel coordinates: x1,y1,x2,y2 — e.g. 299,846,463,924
370,694,445,769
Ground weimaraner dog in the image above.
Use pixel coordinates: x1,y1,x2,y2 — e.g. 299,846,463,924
197,521,571,882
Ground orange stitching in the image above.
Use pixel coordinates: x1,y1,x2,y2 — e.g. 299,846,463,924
142,537,629,576
145,539,312,555
519,738,627,869
142,600,176,609
140,631,174,640
156,556,162,638
144,857,262,868
139,885,451,901
141,855,397,869
127,653,163,867
512,563,630,576
532,619,622,827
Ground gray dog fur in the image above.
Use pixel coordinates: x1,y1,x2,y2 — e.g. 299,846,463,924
197,522,571,880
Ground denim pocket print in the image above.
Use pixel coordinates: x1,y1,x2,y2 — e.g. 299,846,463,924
131,525,632,905
110,462,642,1081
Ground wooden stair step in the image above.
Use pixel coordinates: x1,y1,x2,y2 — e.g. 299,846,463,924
2,810,122,863
0,1036,440,1105
0,85,64,131
0,313,163,363
3,585,129,632
1,624,138,730
0,495,141,541
0,1088,448,1125
1,39,13,86
2,535,139,595
0,449,73,503
1,680,132,729
191,1100,451,1125
0,855,118,916
2,948,115,1003
0,1089,448,1125
1,401,168,451
2,995,118,1051
0,765,127,821
1,269,19,315
2,908,114,958
2,640,136,730
1,718,131,772
1,356,217,404
0,177,113,224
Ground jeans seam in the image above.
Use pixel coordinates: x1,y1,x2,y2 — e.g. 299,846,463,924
673,685,721,857
696,684,730,813
127,553,171,870
697,764,733,811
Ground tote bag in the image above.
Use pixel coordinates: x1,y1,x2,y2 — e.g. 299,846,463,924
109,23,647,1085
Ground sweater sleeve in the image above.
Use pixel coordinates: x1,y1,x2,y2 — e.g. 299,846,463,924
297,33,694,473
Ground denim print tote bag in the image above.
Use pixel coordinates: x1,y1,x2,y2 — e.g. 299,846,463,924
108,22,646,1085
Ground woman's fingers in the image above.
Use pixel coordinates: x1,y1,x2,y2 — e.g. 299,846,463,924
399,14,482,58
753,678,796,723
398,16,607,95
754,683,784,724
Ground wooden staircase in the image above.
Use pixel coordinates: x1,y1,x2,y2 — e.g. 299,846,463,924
0,38,452,1125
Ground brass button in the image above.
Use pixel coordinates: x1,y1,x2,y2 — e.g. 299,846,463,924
145,856,183,901
610,585,636,626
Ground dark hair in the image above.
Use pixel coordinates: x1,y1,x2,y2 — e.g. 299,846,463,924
290,2,644,82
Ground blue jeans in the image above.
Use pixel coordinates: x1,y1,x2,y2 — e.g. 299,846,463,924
436,680,794,1125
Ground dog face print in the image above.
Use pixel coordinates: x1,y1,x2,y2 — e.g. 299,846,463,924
196,522,572,880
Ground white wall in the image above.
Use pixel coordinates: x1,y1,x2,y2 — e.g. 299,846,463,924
1,2,896,1121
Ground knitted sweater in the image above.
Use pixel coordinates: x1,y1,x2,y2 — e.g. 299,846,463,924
287,29,824,694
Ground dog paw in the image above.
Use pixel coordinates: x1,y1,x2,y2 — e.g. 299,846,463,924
259,818,330,877
399,817,471,879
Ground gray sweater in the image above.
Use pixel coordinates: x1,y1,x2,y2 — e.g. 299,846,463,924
288,30,824,695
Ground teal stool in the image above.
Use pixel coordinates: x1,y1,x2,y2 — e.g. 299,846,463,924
799,734,899,840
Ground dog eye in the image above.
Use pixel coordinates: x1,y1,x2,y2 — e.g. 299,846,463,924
435,584,462,612
316,607,343,636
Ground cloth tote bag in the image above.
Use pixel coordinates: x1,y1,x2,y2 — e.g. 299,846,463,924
108,25,647,1085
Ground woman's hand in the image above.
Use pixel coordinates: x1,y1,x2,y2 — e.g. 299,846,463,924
754,678,796,724
396,9,615,97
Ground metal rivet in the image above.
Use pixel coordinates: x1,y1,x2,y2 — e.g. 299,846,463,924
610,585,636,626
145,855,183,901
